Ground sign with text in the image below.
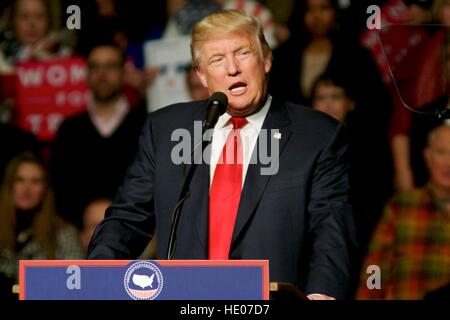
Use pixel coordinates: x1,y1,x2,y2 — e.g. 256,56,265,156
360,0,428,84
19,260,269,300
15,57,89,141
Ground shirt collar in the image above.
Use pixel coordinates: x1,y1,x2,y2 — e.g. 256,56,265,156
215,95,272,130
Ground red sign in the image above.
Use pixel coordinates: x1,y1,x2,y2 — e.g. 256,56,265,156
15,57,89,141
360,0,428,84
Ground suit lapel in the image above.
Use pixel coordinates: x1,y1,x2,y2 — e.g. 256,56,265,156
231,98,292,246
188,102,210,253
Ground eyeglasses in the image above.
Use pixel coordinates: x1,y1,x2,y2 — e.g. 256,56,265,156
313,93,346,101
87,62,123,72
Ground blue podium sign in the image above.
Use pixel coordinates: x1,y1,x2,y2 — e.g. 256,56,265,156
19,260,269,300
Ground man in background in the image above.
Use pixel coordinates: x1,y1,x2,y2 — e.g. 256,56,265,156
51,42,147,229
357,123,450,299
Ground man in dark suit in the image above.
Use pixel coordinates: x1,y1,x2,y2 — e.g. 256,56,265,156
88,10,356,300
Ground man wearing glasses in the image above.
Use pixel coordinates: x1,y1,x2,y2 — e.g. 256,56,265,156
51,42,147,230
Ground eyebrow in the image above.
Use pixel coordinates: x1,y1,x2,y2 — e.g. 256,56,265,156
234,45,251,52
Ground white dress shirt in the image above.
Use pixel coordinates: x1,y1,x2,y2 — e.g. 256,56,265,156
210,95,272,187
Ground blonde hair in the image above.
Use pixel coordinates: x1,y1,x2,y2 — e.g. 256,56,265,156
0,152,64,258
190,9,272,68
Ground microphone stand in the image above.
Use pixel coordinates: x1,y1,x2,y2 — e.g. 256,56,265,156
166,124,212,260
166,94,226,260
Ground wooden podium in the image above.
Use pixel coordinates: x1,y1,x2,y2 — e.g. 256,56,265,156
269,282,309,301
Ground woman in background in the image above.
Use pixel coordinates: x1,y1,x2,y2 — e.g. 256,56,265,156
0,0,73,72
310,72,393,299
0,152,84,299
0,0,74,122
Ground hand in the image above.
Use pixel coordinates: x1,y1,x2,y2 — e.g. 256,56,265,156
307,294,336,300
30,34,64,59
393,168,414,192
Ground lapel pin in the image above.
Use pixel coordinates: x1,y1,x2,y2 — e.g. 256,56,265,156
274,132,282,140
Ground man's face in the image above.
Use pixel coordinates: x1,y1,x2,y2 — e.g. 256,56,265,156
87,46,124,103
424,126,450,189
440,0,450,26
195,32,272,116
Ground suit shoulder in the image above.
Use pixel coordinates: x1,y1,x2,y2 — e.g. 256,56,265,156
284,100,341,132
148,100,206,122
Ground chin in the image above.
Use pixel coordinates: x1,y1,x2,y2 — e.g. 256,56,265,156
16,204,34,211
229,97,257,110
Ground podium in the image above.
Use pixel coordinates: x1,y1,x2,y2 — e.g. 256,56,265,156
19,260,270,300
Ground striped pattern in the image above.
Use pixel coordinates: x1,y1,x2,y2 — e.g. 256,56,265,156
357,188,450,299
128,288,158,300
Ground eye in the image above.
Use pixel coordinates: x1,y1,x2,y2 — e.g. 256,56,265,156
210,56,224,66
238,49,250,56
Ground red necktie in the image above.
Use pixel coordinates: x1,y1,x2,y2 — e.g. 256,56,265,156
209,117,248,259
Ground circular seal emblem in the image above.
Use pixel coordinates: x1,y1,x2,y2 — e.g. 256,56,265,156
124,261,164,300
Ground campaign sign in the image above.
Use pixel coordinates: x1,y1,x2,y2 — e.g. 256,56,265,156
359,0,429,85
15,57,89,141
19,260,269,300
144,36,192,112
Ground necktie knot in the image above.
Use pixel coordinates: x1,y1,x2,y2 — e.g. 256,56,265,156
230,117,248,130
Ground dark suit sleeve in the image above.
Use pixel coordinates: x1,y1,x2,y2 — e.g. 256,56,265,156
304,123,357,299
88,115,156,259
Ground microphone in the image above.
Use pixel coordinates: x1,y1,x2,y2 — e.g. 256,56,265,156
377,33,450,120
203,92,228,130
436,107,450,120
166,92,227,260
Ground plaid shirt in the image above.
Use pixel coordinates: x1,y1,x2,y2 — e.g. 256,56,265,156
356,187,450,300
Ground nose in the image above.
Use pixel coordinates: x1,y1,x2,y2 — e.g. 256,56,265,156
226,56,240,76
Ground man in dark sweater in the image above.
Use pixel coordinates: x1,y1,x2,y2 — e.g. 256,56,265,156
51,43,147,228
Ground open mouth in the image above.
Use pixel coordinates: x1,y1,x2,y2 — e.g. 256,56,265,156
228,82,247,95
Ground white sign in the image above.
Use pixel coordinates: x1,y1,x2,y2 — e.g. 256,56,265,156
144,36,192,112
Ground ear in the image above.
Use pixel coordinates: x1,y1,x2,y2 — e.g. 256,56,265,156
263,54,272,74
424,147,431,169
195,66,209,89
347,99,356,112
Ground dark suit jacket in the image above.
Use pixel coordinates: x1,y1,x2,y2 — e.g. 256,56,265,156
88,97,357,299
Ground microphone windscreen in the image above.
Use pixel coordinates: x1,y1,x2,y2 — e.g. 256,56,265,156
209,92,228,114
